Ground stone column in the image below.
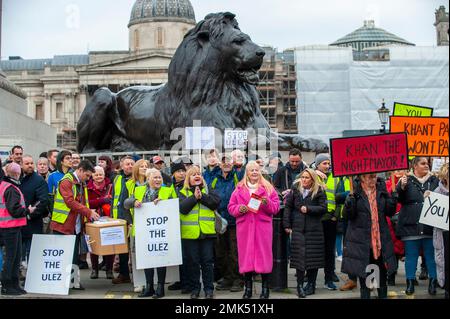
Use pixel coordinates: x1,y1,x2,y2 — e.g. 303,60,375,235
44,93,51,125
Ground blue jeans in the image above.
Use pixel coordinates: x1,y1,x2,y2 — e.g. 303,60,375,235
404,238,437,280
336,234,343,257
0,244,3,272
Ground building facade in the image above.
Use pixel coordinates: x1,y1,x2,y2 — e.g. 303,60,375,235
435,5,449,46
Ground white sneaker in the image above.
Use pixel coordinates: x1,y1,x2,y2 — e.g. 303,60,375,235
134,286,144,293
336,256,343,262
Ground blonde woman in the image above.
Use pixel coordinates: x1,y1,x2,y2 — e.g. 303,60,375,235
228,161,280,299
179,166,220,299
124,168,175,298
282,168,327,298
124,159,149,292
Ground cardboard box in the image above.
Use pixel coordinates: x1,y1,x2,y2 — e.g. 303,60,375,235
85,217,128,256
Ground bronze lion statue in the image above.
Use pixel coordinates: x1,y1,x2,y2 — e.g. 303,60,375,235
77,12,271,153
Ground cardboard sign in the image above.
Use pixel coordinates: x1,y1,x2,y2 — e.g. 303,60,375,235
24,235,76,296
390,116,449,157
135,199,183,269
185,127,215,150
419,192,449,231
330,133,409,177
393,102,433,117
224,130,248,149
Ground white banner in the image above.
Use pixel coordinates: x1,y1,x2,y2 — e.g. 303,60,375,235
419,192,449,231
135,199,183,269
185,127,215,150
24,234,76,295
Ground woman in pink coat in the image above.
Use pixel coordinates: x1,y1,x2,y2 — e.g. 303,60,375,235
228,161,280,299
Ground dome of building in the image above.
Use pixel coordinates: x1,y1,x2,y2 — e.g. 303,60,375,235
330,20,414,51
129,0,196,27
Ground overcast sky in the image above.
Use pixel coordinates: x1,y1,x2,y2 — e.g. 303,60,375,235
1,0,447,60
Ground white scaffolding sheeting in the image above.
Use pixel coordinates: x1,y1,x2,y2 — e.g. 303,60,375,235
295,46,449,144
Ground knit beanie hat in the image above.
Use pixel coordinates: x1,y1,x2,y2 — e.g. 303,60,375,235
171,162,186,175
315,153,331,167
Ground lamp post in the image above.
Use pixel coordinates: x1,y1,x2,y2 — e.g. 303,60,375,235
377,99,390,133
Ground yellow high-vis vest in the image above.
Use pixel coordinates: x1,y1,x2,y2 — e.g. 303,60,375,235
51,173,89,224
179,188,216,240
126,182,175,236
112,175,124,220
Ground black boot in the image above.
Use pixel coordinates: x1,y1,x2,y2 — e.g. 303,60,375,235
260,278,270,299
138,283,155,298
243,279,253,299
360,287,371,299
428,279,437,296
377,286,388,299
304,282,316,296
387,273,396,286
406,279,415,295
419,267,428,280
153,283,165,299
297,281,306,298
1,281,22,296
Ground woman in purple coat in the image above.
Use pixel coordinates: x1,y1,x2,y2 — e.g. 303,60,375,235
228,161,280,299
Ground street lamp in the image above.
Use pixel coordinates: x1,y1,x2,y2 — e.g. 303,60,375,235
377,99,390,133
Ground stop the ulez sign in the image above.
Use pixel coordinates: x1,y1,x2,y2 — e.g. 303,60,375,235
330,133,409,177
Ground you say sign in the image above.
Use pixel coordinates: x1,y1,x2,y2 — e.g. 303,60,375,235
24,235,75,295
419,192,449,231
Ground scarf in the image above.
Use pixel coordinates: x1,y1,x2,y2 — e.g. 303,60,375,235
93,180,106,192
361,183,382,260
246,181,259,195
412,172,431,185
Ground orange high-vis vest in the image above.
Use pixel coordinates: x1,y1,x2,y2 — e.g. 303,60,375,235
0,181,27,228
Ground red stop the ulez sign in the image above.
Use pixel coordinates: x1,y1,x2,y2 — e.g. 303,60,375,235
330,133,409,177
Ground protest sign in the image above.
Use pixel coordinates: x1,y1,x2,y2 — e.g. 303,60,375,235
393,102,433,117
330,133,409,177
185,127,215,150
135,199,183,269
224,129,248,149
419,192,449,231
431,158,447,173
24,235,75,295
390,116,449,157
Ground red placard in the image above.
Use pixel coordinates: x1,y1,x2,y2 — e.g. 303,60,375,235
330,133,409,177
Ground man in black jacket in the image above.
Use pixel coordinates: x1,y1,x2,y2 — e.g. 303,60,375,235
19,155,49,265
273,148,307,199
0,162,36,295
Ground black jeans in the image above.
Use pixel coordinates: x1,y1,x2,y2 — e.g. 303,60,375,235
359,252,387,289
444,231,449,294
322,219,337,282
144,267,167,285
0,228,22,287
296,269,319,286
53,231,80,266
215,226,240,284
119,252,130,277
183,238,215,293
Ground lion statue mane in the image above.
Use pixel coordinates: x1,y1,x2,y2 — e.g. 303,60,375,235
77,12,271,153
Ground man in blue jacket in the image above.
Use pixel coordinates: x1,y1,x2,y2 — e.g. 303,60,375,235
19,155,49,265
209,155,242,292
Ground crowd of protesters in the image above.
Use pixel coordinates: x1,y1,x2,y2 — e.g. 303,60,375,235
0,145,448,300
